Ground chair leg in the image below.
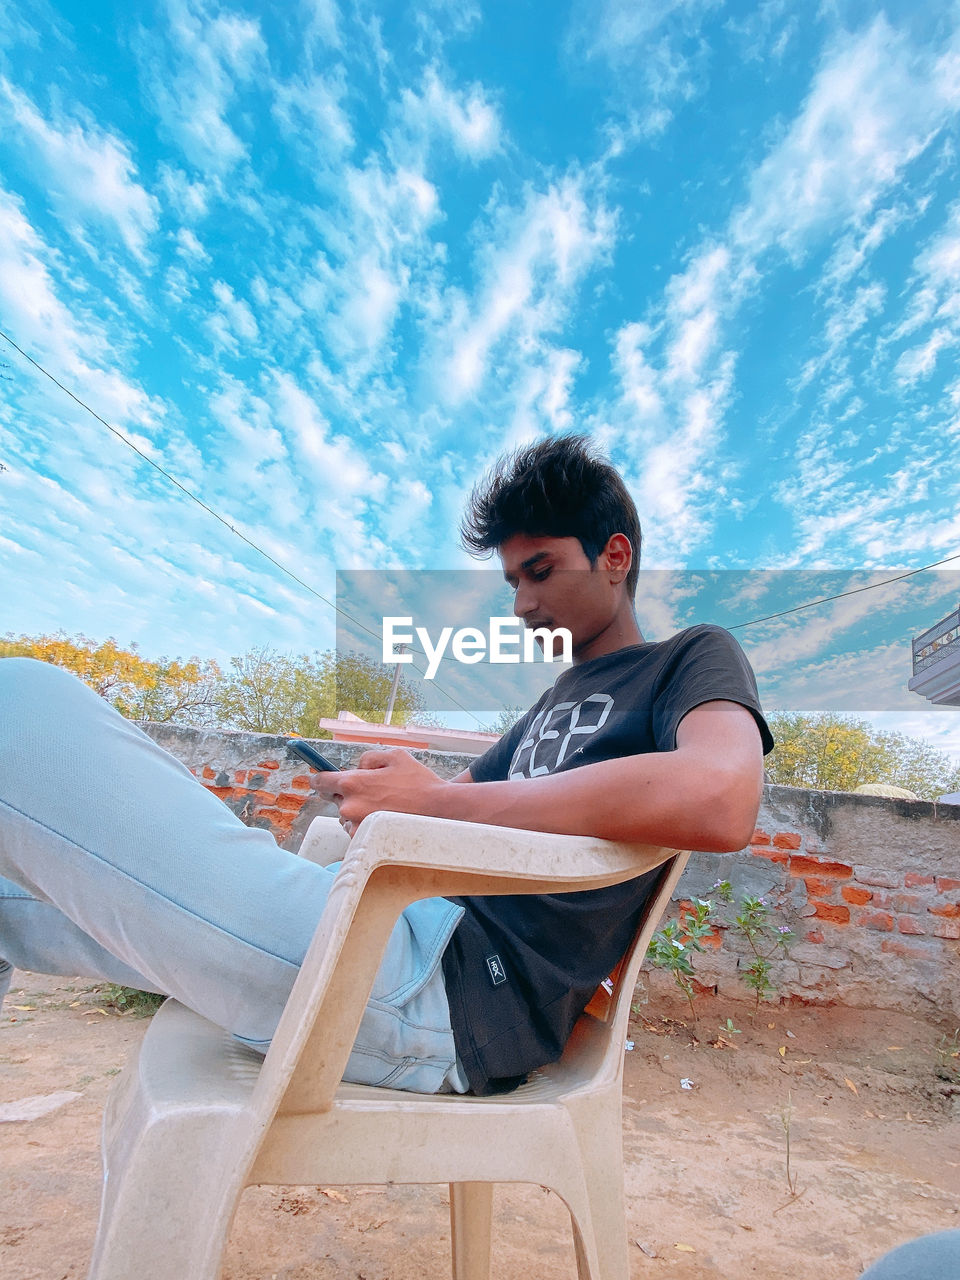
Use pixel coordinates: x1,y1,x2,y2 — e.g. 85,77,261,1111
87,1088,246,1280
563,1115,630,1280
450,1181,493,1280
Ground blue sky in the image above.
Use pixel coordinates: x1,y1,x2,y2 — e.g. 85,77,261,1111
1,1,959,754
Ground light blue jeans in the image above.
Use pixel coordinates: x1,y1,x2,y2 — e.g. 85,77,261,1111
0,658,467,1093
857,1229,960,1277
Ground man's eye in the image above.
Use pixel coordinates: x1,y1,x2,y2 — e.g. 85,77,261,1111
533,568,551,582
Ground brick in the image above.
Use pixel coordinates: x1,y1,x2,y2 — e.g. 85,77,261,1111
751,847,789,865
804,876,835,898
853,866,902,889
934,920,960,940
290,774,313,790
257,807,296,831
904,873,936,888
202,765,216,780
811,902,850,924
252,789,278,805
234,769,247,784
937,877,960,893
841,886,872,906
773,832,802,850
750,829,772,846
805,930,825,944
257,759,280,770
871,892,926,914
699,933,723,950
205,785,243,802
856,910,895,932
791,942,849,969
789,855,853,879
898,916,927,936
276,792,306,811
928,902,960,918
882,939,935,961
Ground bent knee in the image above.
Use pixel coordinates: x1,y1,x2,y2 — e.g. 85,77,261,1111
0,657,107,736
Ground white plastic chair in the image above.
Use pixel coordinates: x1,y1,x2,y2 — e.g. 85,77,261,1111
87,811,688,1280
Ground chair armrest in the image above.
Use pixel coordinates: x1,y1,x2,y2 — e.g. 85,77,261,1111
346,809,675,897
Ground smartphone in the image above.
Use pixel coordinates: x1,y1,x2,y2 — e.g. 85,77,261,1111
287,740,340,772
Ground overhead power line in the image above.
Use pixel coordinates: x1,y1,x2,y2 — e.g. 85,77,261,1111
728,552,960,630
0,328,486,725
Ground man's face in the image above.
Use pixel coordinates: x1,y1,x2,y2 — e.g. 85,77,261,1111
497,532,622,661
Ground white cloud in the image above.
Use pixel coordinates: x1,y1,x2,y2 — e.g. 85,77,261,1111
0,186,159,435
270,372,387,510
399,65,501,161
895,327,957,384
175,227,210,262
600,15,960,567
732,18,958,261
157,163,212,221
272,69,354,166
0,77,158,257
298,159,440,368
140,0,266,175
566,0,721,130
301,0,341,50
0,187,91,359
891,201,960,385
438,177,614,402
207,279,259,354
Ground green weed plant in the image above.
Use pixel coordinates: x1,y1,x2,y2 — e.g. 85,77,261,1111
646,880,793,1022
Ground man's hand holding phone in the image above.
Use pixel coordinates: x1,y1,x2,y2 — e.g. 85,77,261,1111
286,740,355,833
305,746,450,837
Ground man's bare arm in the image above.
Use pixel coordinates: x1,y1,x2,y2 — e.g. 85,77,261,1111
312,701,764,853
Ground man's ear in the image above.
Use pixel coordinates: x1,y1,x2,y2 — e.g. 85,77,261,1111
602,533,633,584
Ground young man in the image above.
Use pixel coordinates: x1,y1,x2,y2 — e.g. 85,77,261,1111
0,434,771,1096
312,434,772,1091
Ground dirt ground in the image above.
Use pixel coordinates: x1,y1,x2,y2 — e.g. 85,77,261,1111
2,971,959,1280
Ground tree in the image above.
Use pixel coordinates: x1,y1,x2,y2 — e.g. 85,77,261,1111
0,632,220,724
765,711,960,800
211,646,320,734
322,650,435,730
1,633,435,735
872,731,960,800
484,703,525,736
212,647,434,736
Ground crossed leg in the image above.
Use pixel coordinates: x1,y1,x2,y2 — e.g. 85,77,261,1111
0,658,464,1091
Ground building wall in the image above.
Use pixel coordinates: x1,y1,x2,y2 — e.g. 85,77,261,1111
144,724,960,1020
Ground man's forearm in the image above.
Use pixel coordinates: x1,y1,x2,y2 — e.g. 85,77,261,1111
428,750,760,852
316,702,765,852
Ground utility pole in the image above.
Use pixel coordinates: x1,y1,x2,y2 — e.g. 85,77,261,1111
384,643,406,724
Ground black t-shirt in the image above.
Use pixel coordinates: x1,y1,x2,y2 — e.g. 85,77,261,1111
441,624,773,1095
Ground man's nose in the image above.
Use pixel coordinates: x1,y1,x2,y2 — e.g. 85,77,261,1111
513,581,538,619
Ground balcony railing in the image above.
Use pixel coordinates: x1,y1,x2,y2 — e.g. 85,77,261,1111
913,605,960,675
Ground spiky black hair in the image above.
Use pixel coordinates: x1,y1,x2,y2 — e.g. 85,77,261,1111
460,434,642,596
